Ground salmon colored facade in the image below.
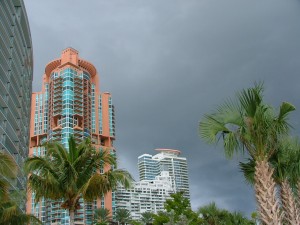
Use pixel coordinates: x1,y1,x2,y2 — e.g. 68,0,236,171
27,48,116,225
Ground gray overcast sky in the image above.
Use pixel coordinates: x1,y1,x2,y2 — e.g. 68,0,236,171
24,0,300,216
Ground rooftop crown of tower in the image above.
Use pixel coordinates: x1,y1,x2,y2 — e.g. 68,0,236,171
61,47,79,65
44,48,97,80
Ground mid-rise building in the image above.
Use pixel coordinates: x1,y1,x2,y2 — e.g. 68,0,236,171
138,149,190,199
0,0,33,211
116,171,174,220
116,149,190,220
26,48,116,225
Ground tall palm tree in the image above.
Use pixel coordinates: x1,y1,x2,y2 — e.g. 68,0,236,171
115,208,131,225
241,137,300,225
25,137,133,225
268,138,300,225
199,83,295,225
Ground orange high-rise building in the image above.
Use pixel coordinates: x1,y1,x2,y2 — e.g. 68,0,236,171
27,48,116,225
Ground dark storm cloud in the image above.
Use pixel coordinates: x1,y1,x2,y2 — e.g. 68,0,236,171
24,0,300,216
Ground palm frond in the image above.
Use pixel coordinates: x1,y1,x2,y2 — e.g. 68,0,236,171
27,172,61,202
93,208,112,223
75,150,115,190
82,169,133,201
273,102,296,135
278,102,296,123
68,136,78,163
223,131,240,158
237,84,263,118
81,173,108,201
0,178,9,200
0,202,18,222
216,99,243,125
44,142,68,166
107,169,134,189
199,114,229,144
59,160,78,192
0,152,17,178
239,158,255,185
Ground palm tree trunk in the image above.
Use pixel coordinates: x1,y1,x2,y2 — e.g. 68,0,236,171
254,160,282,225
69,209,75,225
296,182,300,222
281,179,300,225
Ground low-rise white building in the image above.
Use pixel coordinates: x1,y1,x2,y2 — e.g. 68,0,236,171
115,171,174,220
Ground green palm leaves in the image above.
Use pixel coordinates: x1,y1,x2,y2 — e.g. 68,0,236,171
0,152,18,199
200,84,295,160
115,208,132,225
0,151,41,225
93,208,111,225
198,202,255,225
199,83,295,225
0,201,41,225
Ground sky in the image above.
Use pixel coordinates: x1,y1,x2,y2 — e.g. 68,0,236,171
24,0,300,216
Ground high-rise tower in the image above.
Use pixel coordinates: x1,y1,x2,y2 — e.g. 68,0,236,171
138,149,190,199
27,48,116,225
0,0,33,211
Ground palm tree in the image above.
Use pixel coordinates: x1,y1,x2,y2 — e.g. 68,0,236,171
199,83,295,225
93,207,112,225
266,137,300,225
25,137,133,225
241,137,300,224
141,212,154,225
115,208,131,225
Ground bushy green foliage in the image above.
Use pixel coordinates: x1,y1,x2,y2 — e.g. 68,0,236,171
153,211,169,225
151,192,254,225
164,192,200,225
198,202,255,225
130,219,143,225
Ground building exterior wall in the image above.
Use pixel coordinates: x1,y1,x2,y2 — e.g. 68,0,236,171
26,48,115,225
138,149,190,200
116,171,174,221
0,0,33,211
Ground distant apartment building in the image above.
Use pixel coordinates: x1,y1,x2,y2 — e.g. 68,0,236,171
0,0,33,210
26,48,116,225
116,171,174,220
138,149,190,199
116,149,190,220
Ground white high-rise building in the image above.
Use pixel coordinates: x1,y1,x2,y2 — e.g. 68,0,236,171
116,171,174,220
138,149,190,199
